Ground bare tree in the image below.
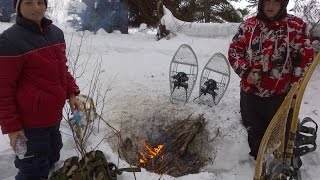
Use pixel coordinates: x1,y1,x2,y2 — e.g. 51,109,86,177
291,0,320,28
291,0,320,53
61,31,118,158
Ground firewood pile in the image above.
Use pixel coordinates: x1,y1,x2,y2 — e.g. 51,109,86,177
138,114,206,177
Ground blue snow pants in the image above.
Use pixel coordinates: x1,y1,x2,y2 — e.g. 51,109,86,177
14,124,63,180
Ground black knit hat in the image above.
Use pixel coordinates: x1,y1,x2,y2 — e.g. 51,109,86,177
257,0,289,22
13,0,48,12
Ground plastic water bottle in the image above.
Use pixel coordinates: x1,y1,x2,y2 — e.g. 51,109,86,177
73,110,83,125
15,138,27,159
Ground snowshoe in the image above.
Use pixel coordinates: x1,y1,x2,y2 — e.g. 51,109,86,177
194,53,230,106
169,44,198,104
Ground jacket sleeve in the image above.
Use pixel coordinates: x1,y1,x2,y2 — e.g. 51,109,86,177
228,22,252,79
0,37,24,134
291,21,315,83
66,68,80,98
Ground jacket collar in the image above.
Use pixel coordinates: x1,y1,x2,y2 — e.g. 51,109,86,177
16,15,52,34
257,16,288,29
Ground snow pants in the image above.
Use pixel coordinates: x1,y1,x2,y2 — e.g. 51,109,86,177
240,90,285,159
14,124,63,180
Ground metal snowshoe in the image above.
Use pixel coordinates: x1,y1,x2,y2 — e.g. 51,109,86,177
169,44,198,104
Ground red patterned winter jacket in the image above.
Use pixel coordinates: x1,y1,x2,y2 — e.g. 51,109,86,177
228,14,314,97
0,16,80,134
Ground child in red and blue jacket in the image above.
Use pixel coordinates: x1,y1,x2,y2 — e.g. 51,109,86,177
0,0,81,179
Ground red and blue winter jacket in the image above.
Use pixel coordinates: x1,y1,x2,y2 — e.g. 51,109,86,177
0,16,80,134
228,14,314,97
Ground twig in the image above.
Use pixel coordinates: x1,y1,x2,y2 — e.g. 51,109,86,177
208,127,221,143
93,137,108,151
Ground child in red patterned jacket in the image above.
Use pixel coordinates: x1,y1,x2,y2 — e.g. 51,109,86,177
228,0,314,159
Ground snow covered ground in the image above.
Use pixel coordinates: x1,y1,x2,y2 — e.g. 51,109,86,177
0,21,319,180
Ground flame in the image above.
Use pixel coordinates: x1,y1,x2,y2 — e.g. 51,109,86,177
139,141,164,166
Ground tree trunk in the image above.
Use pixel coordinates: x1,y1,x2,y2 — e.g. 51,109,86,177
204,0,211,23
157,0,164,21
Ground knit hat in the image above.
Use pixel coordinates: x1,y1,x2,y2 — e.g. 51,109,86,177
257,0,289,22
13,0,48,12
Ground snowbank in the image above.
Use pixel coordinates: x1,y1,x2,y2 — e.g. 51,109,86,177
161,6,239,38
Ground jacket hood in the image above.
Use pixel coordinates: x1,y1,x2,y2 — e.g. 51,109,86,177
256,0,289,22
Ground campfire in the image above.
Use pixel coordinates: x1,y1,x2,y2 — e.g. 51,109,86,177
139,141,164,166
135,115,207,177
107,111,220,177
